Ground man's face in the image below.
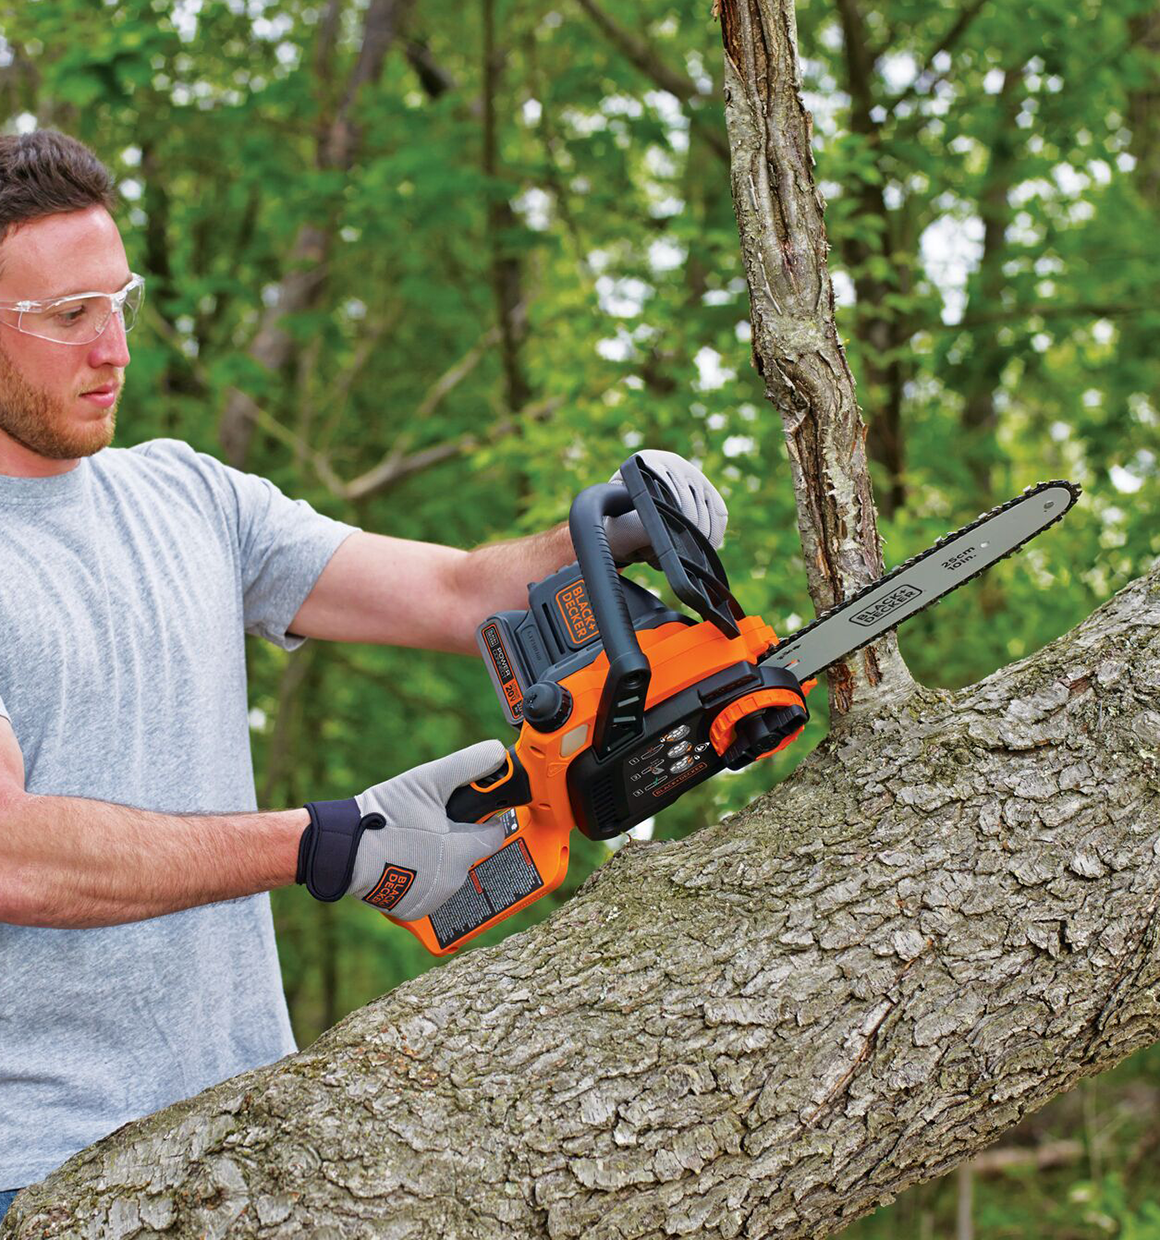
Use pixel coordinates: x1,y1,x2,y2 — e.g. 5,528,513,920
0,206,132,466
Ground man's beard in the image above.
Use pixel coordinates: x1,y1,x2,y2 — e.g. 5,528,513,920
0,341,119,461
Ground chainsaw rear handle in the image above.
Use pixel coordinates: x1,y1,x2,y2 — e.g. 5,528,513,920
446,745,531,822
569,479,653,756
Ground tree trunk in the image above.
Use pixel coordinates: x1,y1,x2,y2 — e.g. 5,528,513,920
5,564,1160,1238
956,65,1023,512
831,0,908,519
482,0,532,416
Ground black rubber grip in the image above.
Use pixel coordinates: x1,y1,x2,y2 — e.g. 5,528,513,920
568,480,653,755
568,483,649,688
446,748,532,822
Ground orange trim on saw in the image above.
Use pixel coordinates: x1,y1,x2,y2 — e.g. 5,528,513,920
709,687,805,760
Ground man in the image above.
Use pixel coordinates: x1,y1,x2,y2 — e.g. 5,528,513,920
0,130,731,1211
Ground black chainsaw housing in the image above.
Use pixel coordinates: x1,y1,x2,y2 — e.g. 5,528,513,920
566,661,806,840
476,564,691,729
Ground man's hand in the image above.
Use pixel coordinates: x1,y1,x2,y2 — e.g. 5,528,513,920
605,449,728,567
297,740,508,922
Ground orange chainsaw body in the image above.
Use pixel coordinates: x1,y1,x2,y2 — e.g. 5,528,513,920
390,613,811,956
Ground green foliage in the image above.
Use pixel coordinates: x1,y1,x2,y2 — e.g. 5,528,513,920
4,0,1157,1223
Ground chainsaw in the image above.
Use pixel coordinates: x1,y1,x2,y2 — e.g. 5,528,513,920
386,457,1080,955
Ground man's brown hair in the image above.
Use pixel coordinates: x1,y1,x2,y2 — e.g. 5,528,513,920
0,130,116,253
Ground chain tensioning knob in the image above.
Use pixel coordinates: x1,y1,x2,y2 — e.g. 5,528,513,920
709,685,808,769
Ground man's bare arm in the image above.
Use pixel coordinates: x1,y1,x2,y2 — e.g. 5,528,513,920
289,523,575,655
0,716,305,929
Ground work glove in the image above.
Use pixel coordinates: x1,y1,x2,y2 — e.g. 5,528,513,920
297,739,508,922
604,449,728,567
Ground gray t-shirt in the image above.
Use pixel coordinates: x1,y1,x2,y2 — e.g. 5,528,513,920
0,438,358,1187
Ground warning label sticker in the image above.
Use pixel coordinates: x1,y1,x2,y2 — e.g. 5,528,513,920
428,838,544,950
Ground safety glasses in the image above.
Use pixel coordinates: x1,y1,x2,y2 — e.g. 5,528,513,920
0,273,145,345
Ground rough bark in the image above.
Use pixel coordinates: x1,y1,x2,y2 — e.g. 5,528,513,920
5,557,1160,1239
6,3,1156,1236
717,0,914,715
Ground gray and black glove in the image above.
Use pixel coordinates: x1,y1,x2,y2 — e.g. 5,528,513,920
604,449,728,567
297,739,507,922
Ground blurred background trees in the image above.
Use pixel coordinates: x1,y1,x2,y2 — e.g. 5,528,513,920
1,0,1156,1232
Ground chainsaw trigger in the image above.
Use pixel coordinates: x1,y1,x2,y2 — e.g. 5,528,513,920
472,750,514,792
446,748,532,824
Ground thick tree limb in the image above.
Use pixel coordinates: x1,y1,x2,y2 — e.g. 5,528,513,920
6,552,1160,1239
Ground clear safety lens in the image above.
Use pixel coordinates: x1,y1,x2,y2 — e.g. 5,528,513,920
16,276,145,345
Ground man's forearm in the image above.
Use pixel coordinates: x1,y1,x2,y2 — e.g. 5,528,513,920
0,791,307,929
449,521,575,652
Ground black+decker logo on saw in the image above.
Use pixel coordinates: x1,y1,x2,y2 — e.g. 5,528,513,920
849,583,922,627
363,864,416,911
555,581,599,645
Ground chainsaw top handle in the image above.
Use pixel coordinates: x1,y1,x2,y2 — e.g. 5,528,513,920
568,479,652,758
569,453,749,759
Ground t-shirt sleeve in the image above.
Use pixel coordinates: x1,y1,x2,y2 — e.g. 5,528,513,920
137,439,361,651
0,692,8,722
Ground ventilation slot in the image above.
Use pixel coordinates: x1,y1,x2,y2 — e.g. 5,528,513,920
590,776,620,836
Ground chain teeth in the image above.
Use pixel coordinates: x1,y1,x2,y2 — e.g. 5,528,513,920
765,480,1082,674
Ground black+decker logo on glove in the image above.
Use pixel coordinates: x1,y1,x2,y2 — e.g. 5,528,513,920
364,864,417,911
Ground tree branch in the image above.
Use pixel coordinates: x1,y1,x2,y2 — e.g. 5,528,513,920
830,0,910,517
887,0,991,118
342,392,564,500
483,0,532,415
335,310,515,497
718,0,915,715
151,296,559,504
403,38,458,99
218,0,415,467
956,64,1024,506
